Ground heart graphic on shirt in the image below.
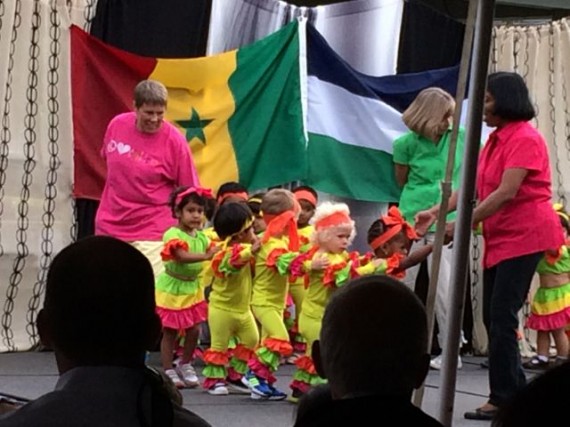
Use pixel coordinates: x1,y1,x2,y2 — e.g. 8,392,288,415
117,143,131,155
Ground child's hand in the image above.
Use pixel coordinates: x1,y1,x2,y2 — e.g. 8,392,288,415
371,258,384,268
414,209,437,236
205,245,221,260
311,255,330,271
251,238,261,254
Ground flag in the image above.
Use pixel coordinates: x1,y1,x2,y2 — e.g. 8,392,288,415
71,21,306,200
305,24,460,203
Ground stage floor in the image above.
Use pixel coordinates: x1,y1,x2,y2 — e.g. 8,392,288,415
1,352,532,426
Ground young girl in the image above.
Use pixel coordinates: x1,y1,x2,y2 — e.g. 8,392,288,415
202,203,261,395
247,188,301,401
247,192,266,236
156,186,219,388
524,204,570,369
367,206,433,278
289,202,385,402
286,186,319,363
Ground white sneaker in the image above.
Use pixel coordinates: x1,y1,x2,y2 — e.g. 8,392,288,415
177,363,199,388
207,382,229,396
430,355,463,370
165,368,185,389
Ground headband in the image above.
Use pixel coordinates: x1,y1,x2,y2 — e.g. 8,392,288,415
175,187,213,206
217,191,249,204
294,190,317,207
370,206,418,250
261,210,299,251
554,203,569,222
248,197,262,205
315,211,351,231
220,217,255,249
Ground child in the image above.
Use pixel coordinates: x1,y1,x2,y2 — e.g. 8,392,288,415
524,204,570,369
202,203,261,395
247,192,266,236
286,186,319,363
289,202,385,402
247,188,301,400
156,186,220,388
367,205,433,278
216,181,249,206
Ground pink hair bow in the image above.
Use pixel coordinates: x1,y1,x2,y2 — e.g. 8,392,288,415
175,187,213,206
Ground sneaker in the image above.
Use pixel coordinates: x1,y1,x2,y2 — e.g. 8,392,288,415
207,382,229,396
226,377,251,394
286,353,301,365
430,355,463,370
523,356,550,370
165,368,185,389
266,384,287,401
287,388,304,403
245,372,272,398
177,363,199,388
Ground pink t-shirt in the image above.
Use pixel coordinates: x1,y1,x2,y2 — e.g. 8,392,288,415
95,112,200,241
477,121,564,268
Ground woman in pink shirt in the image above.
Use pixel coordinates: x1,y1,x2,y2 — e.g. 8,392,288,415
416,72,564,420
95,80,200,277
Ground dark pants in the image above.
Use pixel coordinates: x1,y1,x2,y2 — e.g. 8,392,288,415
483,251,542,407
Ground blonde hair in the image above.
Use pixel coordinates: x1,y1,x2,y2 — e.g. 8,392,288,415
310,202,356,247
261,188,295,215
401,87,455,142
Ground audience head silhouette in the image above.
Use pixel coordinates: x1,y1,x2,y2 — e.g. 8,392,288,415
492,361,570,427
313,274,430,399
38,235,161,371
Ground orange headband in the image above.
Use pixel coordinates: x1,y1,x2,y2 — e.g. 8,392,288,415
315,211,351,230
294,190,317,207
370,206,418,250
261,210,299,251
217,191,248,204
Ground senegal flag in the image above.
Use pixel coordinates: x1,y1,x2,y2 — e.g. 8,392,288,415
71,22,306,200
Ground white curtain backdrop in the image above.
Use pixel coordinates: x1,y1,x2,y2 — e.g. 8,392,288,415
0,0,96,352
207,0,404,76
469,18,570,356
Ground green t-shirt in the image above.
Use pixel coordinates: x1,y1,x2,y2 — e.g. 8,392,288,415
392,128,466,228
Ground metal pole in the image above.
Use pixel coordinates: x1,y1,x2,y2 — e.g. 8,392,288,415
412,0,477,408
438,0,496,425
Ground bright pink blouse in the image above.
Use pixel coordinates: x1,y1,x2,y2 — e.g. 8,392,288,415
95,112,200,241
476,121,564,268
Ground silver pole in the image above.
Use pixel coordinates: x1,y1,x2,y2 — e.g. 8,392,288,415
412,0,477,408
438,0,496,425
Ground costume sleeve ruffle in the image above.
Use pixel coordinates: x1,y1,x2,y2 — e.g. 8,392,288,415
229,244,253,268
212,244,253,278
386,253,406,279
545,247,563,265
289,252,311,278
267,249,298,275
160,239,189,261
323,262,351,288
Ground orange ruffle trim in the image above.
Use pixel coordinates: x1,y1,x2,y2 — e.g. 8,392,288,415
263,337,293,357
295,355,317,374
160,239,189,261
266,248,288,269
233,344,254,362
545,247,563,265
386,252,406,279
203,349,229,366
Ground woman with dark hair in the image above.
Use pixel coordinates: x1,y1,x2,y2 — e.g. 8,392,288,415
415,72,565,420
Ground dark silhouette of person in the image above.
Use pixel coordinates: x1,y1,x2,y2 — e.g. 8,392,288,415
294,274,443,426
0,235,211,427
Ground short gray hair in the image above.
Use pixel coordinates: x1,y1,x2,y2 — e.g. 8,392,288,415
133,79,168,108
